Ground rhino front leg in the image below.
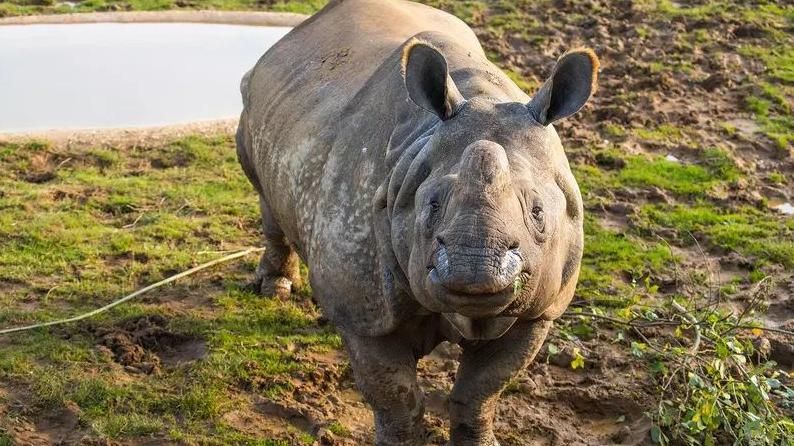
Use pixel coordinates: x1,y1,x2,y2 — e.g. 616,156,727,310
343,330,426,446
449,319,552,446
254,196,302,298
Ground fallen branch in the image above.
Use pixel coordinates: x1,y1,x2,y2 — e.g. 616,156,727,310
562,310,794,337
0,246,265,336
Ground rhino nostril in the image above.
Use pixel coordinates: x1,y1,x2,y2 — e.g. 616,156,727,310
432,243,450,276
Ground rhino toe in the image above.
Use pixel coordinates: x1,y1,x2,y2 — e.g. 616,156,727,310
260,276,293,299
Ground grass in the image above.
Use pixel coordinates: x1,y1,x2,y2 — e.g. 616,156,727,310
0,136,337,443
740,44,794,151
637,204,794,268
574,148,740,198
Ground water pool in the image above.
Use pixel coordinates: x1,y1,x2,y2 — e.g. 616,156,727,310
0,23,290,132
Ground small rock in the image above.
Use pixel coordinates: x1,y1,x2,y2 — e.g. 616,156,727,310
772,202,794,216
752,337,771,363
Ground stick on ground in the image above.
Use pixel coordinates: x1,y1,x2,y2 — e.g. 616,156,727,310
0,247,265,336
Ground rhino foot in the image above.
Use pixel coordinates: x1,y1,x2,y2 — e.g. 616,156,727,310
257,276,293,299
263,276,293,298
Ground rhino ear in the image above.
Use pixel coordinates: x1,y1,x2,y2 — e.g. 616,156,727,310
402,42,466,121
527,48,599,126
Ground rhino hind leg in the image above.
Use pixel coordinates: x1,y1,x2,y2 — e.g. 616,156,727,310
449,320,551,446
254,196,302,298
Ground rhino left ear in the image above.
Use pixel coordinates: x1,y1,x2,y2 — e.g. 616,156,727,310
402,41,466,121
527,48,599,126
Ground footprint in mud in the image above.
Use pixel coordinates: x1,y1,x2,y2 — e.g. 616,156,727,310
93,315,207,374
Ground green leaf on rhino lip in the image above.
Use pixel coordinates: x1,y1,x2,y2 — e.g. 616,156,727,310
513,276,524,294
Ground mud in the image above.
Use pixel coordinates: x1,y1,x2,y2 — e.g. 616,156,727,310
90,315,207,375
223,335,654,445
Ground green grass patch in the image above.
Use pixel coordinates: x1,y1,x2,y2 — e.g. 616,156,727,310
633,123,686,143
574,148,740,199
637,203,794,267
740,45,794,151
579,217,672,297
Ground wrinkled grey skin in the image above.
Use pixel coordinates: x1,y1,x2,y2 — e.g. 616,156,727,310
237,1,597,444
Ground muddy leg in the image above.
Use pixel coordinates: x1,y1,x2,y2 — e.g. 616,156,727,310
343,330,426,446
449,319,551,446
254,196,302,298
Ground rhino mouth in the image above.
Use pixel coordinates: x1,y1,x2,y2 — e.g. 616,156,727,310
426,267,517,318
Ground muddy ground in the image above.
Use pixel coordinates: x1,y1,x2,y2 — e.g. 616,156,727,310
1,1,793,445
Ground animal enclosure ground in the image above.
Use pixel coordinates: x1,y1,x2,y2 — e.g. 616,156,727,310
1,0,794,445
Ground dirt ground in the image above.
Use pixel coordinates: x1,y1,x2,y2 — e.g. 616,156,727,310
1,1,793,445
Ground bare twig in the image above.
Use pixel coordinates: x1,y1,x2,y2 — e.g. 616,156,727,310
54,157,72,170
563,310,794,337
734,276,771,324
0,247,265,336
122,213,144,229
686,230,717,305
734,325,794,337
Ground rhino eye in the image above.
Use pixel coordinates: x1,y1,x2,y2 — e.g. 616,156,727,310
430,200,440,212
531,205,545,232
424,200,441,234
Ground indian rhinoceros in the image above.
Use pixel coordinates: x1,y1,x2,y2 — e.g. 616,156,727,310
236,0,597,444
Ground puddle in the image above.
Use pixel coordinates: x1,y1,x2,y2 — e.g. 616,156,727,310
0,23,290,132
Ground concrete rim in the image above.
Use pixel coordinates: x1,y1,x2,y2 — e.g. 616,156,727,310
0,10,308,27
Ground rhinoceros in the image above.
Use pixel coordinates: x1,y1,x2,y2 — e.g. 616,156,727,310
237,0,597,444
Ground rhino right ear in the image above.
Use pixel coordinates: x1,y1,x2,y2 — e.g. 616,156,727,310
527,48,599,126
402,41,466,121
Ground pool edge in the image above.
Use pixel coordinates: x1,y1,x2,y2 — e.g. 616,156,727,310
0,10,307,27
0,118,239,148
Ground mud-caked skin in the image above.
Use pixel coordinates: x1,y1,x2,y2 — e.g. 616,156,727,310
237,0,598,444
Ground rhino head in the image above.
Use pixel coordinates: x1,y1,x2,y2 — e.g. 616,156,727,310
390,42,597,340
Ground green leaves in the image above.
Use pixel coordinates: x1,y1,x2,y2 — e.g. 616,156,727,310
570,348,585,370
